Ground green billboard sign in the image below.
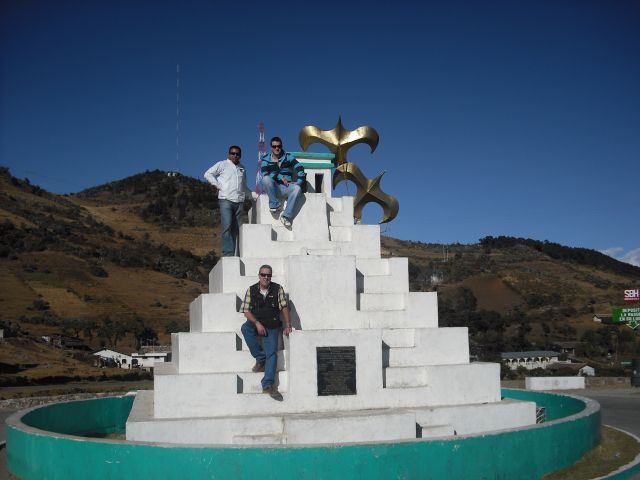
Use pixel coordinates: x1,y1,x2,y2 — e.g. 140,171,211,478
612,307,640,329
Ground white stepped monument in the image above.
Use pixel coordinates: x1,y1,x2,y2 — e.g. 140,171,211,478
127,143,536,445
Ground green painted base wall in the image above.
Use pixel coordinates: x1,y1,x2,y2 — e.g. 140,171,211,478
6,390,602,480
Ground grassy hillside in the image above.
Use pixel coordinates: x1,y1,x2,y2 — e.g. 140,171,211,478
0,167,221,386
1,166,638,386
383,236,639,362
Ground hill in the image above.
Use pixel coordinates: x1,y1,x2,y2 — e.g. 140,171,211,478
382,236,639,361
1,166,638,387
0,167,220,387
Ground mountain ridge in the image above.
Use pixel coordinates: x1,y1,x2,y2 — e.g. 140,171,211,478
1,166,638,385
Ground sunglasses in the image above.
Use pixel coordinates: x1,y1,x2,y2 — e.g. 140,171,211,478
259,273,272,278
229,151,241,156
271,144,282,149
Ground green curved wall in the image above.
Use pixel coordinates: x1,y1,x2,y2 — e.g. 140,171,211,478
6,389,601,480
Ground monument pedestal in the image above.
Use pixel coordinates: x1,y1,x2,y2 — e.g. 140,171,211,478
127,158,536,445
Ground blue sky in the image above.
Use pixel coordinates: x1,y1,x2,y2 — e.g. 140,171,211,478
1,1,639,265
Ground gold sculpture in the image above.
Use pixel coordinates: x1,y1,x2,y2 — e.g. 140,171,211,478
333,163,399,224
299,117,399,224
299,117,379,167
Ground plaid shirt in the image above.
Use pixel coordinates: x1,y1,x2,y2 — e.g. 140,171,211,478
241,284,287,313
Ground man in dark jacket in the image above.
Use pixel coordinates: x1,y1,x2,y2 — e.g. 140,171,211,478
240,264,292,401
260,137,306,228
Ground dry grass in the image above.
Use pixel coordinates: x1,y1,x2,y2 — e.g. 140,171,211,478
1,249,206,347
0,208,37,228
76,202,217,256
462,274,523,313
543,426,640,480
0,268,39,318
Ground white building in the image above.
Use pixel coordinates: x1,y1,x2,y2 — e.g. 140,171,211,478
93,349,133,369
501,351,562,370
131,350,170,369
547,362,596,377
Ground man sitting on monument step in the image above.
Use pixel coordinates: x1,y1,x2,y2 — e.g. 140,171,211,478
240,264,292,401
260,136,306,228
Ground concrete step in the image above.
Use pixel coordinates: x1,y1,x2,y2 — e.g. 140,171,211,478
153,362,177,375
328,211,353,227
162,349,289,374
271,225,294,241
386,328,470,367
232,434,284,445
360,275,408,294
418,424,455,438
329,226,352,242
356,258,390,276
238,371,289,393
382,329,416,348
326,197,354,226
283,409,417,444
209,257,284,296
357,258,409,294
301,247,342,255
384,366,429,388
239,258,285,277
359,293,405,311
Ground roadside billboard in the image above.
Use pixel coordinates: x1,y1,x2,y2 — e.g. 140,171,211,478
624,288,640,302
612,307,640,329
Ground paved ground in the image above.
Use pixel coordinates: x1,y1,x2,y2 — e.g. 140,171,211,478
570,387,640,437
1,386,639,479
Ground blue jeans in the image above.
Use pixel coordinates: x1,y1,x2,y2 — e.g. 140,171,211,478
240,320,280,388
219,199,244,257
260,176,302,221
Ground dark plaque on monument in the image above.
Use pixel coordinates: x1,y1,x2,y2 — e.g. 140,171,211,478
316,346,356,396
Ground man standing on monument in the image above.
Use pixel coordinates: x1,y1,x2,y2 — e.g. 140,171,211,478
260,137,306,228
241,264,292,401
204,145,258,257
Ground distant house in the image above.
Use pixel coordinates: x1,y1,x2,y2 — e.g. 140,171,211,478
52,334,91,351
593,314,614,324
93,349,133,369
131,345,171,369
501,351,562,371
551,341,581,357
547,362,595,377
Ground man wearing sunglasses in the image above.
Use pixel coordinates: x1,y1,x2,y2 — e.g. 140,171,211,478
241,265,292,401
260,137,306,228
204,146,258,256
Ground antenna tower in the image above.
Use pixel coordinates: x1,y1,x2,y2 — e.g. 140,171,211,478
176,64,180,165
256,121,266,193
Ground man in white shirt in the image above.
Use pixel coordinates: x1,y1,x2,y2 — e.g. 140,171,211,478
204,146,258,256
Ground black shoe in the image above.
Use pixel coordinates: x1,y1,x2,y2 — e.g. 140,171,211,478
252,362,265,373
262,385,283,401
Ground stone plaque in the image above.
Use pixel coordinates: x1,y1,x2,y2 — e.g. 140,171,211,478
316,346,356,396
